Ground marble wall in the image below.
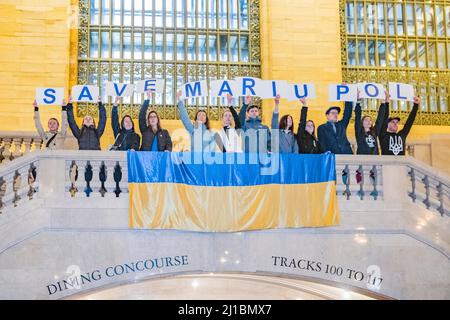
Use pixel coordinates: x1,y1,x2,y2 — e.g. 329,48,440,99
0,193,448,300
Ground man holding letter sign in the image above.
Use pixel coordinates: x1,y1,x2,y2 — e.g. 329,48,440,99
33,88,68,150
379,94,420,156
317,84,354,154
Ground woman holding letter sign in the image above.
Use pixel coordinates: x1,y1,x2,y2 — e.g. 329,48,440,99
296,98,321,154
271,95,298,153
139,91,172,152
176,90,215,152
353,91,389,155
110,96,141,151
33,99,68,150
215,94,243,153
66,95,107,150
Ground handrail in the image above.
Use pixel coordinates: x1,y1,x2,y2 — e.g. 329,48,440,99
336,155,450,187
1,151,449,185
0,150,448,216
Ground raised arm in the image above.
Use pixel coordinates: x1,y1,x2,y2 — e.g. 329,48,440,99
227,94,241,129
399,97,420,137
340,101,353,128
111,97,121,138
60,99,68,137
379,92,391,138
139,91,151,134
239,95,252,128
297,99,308,141
176,90,194,134
271,95,280,130
33,100,46,139
373,103,387,137
354,102,362,140
96,98,107,137
66,102,81,139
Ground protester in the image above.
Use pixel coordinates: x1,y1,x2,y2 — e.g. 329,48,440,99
110,97,140,151
354,91,389,155
177,90,215,152
215,94,243,153
139,91,172,152
33,99,68,150
239,95,271,153
271,95,298,153
296,98,321,154
317,99,353,155
67,95,106,150
379,96,420,156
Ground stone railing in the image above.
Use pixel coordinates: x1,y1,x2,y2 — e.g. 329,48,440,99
0,151,448,217
0,132,43,165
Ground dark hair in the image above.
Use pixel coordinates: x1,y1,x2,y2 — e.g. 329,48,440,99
195,110,210,130
361,115,375,136
305,120,316,136
80,116,97,136
121,115,135,131
147,111,162,131
279,115,293,131
247,105,260,112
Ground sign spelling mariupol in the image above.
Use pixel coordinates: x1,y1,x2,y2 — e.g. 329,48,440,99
35,78,415,105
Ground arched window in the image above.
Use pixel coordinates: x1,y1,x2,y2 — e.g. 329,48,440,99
76,0,261,120
341,0,450,125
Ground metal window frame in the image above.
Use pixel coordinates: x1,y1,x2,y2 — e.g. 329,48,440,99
341,0,450,124
77,0,261,120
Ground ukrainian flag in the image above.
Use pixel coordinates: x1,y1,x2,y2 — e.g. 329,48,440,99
128,152,339,232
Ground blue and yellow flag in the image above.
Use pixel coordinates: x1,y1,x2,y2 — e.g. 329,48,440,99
128,152,339,232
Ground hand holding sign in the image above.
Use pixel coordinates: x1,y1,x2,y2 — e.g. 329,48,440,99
177,89,183,101
384,91,390,104
226,94,233,106
274,94,281,106
244,95,252,105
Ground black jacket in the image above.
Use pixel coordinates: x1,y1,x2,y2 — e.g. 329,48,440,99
297,106,321,154
67,102,106,150
111,105,141,151
354,103,386,155
317,101,353,155
139,100,173,151
379,102,418,156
